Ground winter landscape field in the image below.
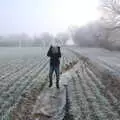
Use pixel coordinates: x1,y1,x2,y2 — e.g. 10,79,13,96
0,47,120,120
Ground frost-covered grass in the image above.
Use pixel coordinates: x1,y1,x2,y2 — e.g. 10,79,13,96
0,47,79,119
1,47,120,120
0,47,49,119
68,61,120,120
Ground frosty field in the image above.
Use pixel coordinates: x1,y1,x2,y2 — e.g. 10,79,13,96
0,47,120,120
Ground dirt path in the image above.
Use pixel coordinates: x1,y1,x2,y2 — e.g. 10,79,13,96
32,71,72,120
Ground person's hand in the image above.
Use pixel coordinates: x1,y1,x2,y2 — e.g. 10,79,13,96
50,45,53,49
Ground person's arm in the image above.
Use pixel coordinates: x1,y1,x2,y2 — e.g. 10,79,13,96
58,47,61,58
47,46,52,57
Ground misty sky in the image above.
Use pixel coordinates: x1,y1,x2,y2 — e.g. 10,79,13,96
0,0,100,36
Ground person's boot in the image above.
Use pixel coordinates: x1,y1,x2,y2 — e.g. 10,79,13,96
56,78,60,89
49,83,52,87
49,76,53,88
56,83,59,89
49,80,52,87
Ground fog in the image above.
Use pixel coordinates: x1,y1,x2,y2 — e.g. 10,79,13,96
0,0,100,36
1,1,120,119
0,0,120,50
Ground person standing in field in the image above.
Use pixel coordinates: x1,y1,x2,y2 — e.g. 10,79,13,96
47,45,61,89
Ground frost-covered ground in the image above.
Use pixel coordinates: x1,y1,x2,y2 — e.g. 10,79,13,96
66,47,120,120
0,47,120,120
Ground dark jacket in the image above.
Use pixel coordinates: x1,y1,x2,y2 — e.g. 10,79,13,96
47,46,61,66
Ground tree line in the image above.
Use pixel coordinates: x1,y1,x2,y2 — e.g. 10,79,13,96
0,32,69,47
69,0,120,50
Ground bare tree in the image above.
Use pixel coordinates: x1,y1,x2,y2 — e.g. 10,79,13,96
100,0,120,49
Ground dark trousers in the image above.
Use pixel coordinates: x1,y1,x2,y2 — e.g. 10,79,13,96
49,64,60,86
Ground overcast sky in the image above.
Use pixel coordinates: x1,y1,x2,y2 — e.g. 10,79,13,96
0,0,100,36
